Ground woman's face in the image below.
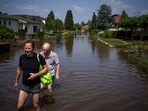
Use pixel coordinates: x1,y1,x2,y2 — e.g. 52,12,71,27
24,42,34,57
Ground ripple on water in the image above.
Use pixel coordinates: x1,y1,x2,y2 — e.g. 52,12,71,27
0,36,148,111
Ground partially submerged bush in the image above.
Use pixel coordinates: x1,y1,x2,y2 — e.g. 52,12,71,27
0,25,15,39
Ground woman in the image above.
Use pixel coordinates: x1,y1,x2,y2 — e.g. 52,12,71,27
14,39,48,111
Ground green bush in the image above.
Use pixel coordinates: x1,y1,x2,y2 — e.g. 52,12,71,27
0,25,15,39
112,31,118,38
18,29,25,39
103,30,113,38
90,29,101,35
37,31,45,39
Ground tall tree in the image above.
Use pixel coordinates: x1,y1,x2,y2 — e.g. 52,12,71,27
90,12,97,30
97,4,112,30
81,21,85,26
119,19,130,39
54,18,64,31
75,23,81,30
64,10,74,30
45,11,55,31
119,10,129,39
121,10,128,21
128,17,138,40
48,11,55,20
138,15,148,40
45,18,55,31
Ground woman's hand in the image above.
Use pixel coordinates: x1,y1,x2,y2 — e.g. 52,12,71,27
14,82,18,90
28,73,37,80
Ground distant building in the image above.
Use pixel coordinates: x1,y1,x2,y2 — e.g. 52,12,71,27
0,14,41,34
26,15,45,32
81,24,89,33
112,14,121,28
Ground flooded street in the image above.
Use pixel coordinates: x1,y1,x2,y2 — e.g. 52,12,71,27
0,35,148,111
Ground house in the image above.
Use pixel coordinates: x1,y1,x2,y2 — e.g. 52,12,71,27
0,14,40,34
32,16,45,32
14,15,46,32
112,14,121,28
81,24,89,33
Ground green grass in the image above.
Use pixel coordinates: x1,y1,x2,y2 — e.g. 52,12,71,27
101,38,129,48
129,54,148,72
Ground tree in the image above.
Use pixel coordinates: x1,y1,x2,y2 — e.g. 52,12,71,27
75,23,81,30
54,18,64,31
81,21,85,26
45,17,55,31
45,11,55,31
90,12,97,30
128,17,138,40
48,11,55,20
138,15,148,40
64,10,74,30
119,17,138,40
119,10,129,39
97,4,112,30
121,10,128,21
119,19,130,39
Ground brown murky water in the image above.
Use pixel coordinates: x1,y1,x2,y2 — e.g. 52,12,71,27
0,35,148,111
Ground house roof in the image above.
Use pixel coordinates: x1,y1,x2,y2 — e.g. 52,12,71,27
112,14,121,23
0,14,18,20
19,16,39,24
32,16,45,24
12,14,45,24
0,14,39,24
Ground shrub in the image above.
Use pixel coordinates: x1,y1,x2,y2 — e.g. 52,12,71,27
103,30,113,38
0,25,15,39
37,31,45,39
90,29,101,35
18,29,25,39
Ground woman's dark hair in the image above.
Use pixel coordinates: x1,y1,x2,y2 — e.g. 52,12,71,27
23,39,35,49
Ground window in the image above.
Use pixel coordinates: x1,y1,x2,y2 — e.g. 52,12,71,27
25,27,27,32
4,21,6,25
9,21,11,25
33,26,37,33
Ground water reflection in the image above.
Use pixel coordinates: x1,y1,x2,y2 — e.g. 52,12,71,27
88,37,96,55
64,35,74,57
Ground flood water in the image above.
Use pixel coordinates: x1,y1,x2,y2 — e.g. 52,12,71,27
0,34,148,111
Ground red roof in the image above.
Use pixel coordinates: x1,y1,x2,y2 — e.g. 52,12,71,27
113,14,121,23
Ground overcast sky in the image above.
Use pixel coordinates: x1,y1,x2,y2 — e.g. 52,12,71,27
0,0,148,23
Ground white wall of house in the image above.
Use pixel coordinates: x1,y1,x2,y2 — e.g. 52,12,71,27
26,23,39,34
0,19,19,32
